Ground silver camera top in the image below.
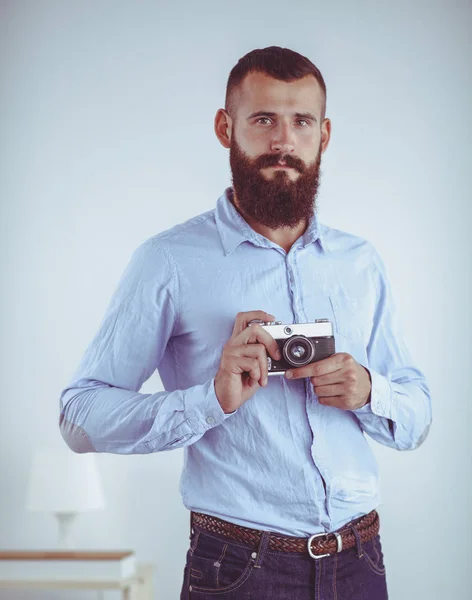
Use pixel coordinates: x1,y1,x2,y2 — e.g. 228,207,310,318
248,318,333,338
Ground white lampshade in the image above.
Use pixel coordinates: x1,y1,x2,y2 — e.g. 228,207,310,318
26,447,106,513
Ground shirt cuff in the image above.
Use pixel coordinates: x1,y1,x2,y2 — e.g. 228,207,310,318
184,378,238,434
351,367,393,419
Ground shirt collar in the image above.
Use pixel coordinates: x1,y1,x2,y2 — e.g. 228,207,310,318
214,187,329,256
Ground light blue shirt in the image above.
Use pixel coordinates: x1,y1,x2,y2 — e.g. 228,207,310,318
59,187,432,536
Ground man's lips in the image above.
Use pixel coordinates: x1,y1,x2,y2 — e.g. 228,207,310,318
259,158,302,172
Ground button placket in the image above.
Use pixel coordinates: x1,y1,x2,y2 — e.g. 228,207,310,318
287,251,304,322
286,256,298,319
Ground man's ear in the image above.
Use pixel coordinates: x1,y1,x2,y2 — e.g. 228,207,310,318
214,109,232,149
320,118,332,154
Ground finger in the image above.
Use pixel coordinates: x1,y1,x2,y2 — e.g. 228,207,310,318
310,353,349,376
310,370,345,386
236,357,261,383
231,310,275,336
316,396,344,408
286,356,343,380
238,324,282,362
311,382,345,397
256,344,269,386
231,344,269,386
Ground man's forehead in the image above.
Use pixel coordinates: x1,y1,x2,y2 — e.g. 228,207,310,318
237,71,322,115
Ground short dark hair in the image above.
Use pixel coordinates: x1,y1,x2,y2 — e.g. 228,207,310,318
225,46,327,122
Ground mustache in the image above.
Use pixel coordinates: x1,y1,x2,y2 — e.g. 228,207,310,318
253,153,305,173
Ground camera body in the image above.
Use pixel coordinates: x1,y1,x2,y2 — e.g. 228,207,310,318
248,319,335,375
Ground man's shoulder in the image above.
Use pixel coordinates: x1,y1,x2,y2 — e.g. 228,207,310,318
320,222,376,258
141,207,220,253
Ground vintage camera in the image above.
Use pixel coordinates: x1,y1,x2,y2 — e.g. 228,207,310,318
248,319,335,375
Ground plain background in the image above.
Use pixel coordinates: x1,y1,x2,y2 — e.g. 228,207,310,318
1,0,471,598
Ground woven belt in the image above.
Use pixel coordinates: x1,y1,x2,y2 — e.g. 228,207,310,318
191,509,379,559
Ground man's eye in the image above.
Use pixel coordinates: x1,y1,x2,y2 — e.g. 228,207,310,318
256,117,272,125
296,119,309,127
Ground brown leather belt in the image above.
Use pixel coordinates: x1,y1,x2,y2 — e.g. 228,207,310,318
191,509,380,559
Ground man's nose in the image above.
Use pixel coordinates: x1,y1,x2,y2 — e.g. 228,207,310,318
270,122,296,154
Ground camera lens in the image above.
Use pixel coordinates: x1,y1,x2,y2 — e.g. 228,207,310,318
291,344,307,359
282,335,315,367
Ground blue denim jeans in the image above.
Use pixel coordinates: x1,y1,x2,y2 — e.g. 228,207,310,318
180,517,389,599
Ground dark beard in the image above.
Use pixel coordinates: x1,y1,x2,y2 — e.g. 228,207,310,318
229,138,322,229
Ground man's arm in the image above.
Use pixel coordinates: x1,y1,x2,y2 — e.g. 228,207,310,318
350,246,432,451
59,239,235,454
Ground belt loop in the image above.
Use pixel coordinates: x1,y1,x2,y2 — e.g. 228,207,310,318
253,530,271,568
349,524,363,559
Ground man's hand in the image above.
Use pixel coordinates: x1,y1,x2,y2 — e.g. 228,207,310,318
285,352,372,410
214,310,282,414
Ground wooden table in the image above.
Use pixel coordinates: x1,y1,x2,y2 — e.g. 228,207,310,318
0,562,154,599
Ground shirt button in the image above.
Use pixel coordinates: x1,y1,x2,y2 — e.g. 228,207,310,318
206,416,215,424
251,552,257,559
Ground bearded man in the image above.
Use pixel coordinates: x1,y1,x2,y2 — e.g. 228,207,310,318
59,46,431,600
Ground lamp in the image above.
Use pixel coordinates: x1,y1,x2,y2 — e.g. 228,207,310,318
25,447,106,549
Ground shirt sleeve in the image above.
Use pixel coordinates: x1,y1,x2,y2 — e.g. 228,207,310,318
350,246,432,451
59,239,236,455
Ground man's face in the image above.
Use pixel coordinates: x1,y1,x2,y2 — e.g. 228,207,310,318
228,72,326,229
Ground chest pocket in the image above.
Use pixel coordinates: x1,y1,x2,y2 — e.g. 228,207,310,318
328,289,365,341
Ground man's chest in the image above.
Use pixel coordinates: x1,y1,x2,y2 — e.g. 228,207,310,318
170,248,376,369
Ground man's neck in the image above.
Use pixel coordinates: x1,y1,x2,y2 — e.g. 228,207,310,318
231,192,308,254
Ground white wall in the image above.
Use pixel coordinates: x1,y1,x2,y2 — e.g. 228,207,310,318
1,0,470,598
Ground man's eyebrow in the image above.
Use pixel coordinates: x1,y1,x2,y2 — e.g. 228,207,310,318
294,112,318,123
247,111,318,123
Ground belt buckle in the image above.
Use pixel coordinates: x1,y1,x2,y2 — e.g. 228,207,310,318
307,531,343,560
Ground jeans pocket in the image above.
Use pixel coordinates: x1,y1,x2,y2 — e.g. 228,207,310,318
188,529,256,594
362,535,386,576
